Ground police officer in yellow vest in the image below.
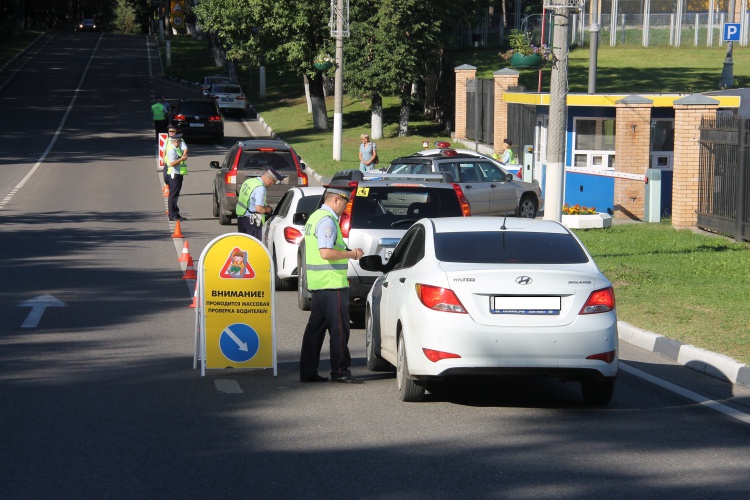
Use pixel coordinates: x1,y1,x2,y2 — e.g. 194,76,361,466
299,186,365,384
236,168,285,239
165,133,188,221
151,95,168,140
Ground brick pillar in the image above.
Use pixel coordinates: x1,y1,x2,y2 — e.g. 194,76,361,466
453,65,476,141
613,95,654,220
672,95,719,229
492,68,520,155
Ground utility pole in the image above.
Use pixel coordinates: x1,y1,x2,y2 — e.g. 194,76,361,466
719,0,736,88
588,0,599,93
331,0,349,161
543,0,581,222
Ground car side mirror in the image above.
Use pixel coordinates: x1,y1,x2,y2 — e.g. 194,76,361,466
300,162,307,171
210,161,220,169
359,255,385,273
505,173,514,182
292,212,309,225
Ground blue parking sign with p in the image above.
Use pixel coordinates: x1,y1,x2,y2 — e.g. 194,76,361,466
724,23,741,42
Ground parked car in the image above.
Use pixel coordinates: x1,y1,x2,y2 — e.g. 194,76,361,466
386,147,543,218
171,98,224,144
200,75,233,97
209,83,250,117
296,170,471,322
76,19,97,32
360,217,618,403
262,186,325,290
210,139,310,226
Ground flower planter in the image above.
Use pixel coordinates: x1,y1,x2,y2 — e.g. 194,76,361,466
509,53,546,71
561,213,613,229
313,61,333,71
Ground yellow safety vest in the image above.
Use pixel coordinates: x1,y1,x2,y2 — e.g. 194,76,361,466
237,177,264,219
166,142,187,176
304,209,349,290
151,102,166,121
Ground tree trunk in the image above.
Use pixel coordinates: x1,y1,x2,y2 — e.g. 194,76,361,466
371,93,383,140
309,73,329,130
398,88,410,137
303,74,312,113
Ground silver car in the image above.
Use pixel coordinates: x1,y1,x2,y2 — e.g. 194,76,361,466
387,150,543,217
210,83,250,117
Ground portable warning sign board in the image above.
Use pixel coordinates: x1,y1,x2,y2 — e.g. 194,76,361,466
194,233,277,376
170,0,185,29
157,133,167,170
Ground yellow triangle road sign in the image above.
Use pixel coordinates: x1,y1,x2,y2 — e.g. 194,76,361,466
171,2,184,14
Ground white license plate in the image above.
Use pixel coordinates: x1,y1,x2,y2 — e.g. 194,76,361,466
221,98,233,102
491,296,561,315
189,123,204,127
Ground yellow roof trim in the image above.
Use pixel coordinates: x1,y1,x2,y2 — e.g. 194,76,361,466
501,92,741,108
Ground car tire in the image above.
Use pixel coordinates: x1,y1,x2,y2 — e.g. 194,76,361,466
297,252,311,311
365,308,391,372
397,335,425,402
516,195,538,218
580,377,616,405
212,190,220,217
273,251,287,291
218,200,232,226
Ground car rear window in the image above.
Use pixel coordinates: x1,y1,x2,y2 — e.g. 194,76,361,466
434,231,590,264
214,85,241,94
238,150,297,172
350,186,462,230
178,102,218,115
297,195,322,214
387,162,433,175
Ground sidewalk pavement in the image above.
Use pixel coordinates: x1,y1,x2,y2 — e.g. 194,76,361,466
256,115,750,390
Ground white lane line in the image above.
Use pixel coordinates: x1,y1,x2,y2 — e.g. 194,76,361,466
0,34,104,212
621,362,750,425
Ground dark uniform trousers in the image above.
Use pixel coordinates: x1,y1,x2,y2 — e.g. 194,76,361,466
237,216,263,240
300,288,352,379
168,173,183,218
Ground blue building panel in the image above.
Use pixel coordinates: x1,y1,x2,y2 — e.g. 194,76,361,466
564,172,615,215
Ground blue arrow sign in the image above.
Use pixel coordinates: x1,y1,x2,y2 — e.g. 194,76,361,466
219,323,260,363
724,23,741,42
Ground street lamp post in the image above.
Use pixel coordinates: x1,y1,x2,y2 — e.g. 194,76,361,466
719,0,736,88
331,0,349,161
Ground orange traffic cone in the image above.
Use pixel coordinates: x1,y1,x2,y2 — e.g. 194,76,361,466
178,240,191,262
162,184,170,198
171,219,184,239
182,255,197,280
189,281,198,308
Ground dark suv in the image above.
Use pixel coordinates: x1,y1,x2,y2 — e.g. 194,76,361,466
172,98,224,144
210,139,309,225
296,170,471,322
387,149,543,217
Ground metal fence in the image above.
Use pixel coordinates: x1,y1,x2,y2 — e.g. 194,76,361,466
465,79,494,145
453,0,748,49
697,115,750,241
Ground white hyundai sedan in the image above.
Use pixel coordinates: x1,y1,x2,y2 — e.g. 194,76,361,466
262,186,325,290
360,217,618,403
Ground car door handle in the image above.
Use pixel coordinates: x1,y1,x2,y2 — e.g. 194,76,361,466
464,184,473,189
490,184,497,188
399,277,406,283
383,281,389,288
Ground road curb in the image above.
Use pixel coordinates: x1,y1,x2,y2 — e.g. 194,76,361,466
618,321,750,388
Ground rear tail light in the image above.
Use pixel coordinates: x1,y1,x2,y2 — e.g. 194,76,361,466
298,171,309,186
339,211,351,238
209,115,222,121
579,287,616,314
423,348,461,362
451,184,472,216
283,226,304,244
415,284,467,313
586,350,617,364
174,114,185,121
237,96,246,101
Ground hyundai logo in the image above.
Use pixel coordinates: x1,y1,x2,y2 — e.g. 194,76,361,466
515,276,533,285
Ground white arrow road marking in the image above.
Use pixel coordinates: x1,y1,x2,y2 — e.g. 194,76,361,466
222,326,248,351
19,294,67,328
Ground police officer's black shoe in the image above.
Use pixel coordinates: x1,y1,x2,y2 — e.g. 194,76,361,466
300,374,328,383
331,375,363,384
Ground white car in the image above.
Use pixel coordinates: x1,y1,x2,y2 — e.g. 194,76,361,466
262,186,325,290
360,217,618,403
210,83,250,116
